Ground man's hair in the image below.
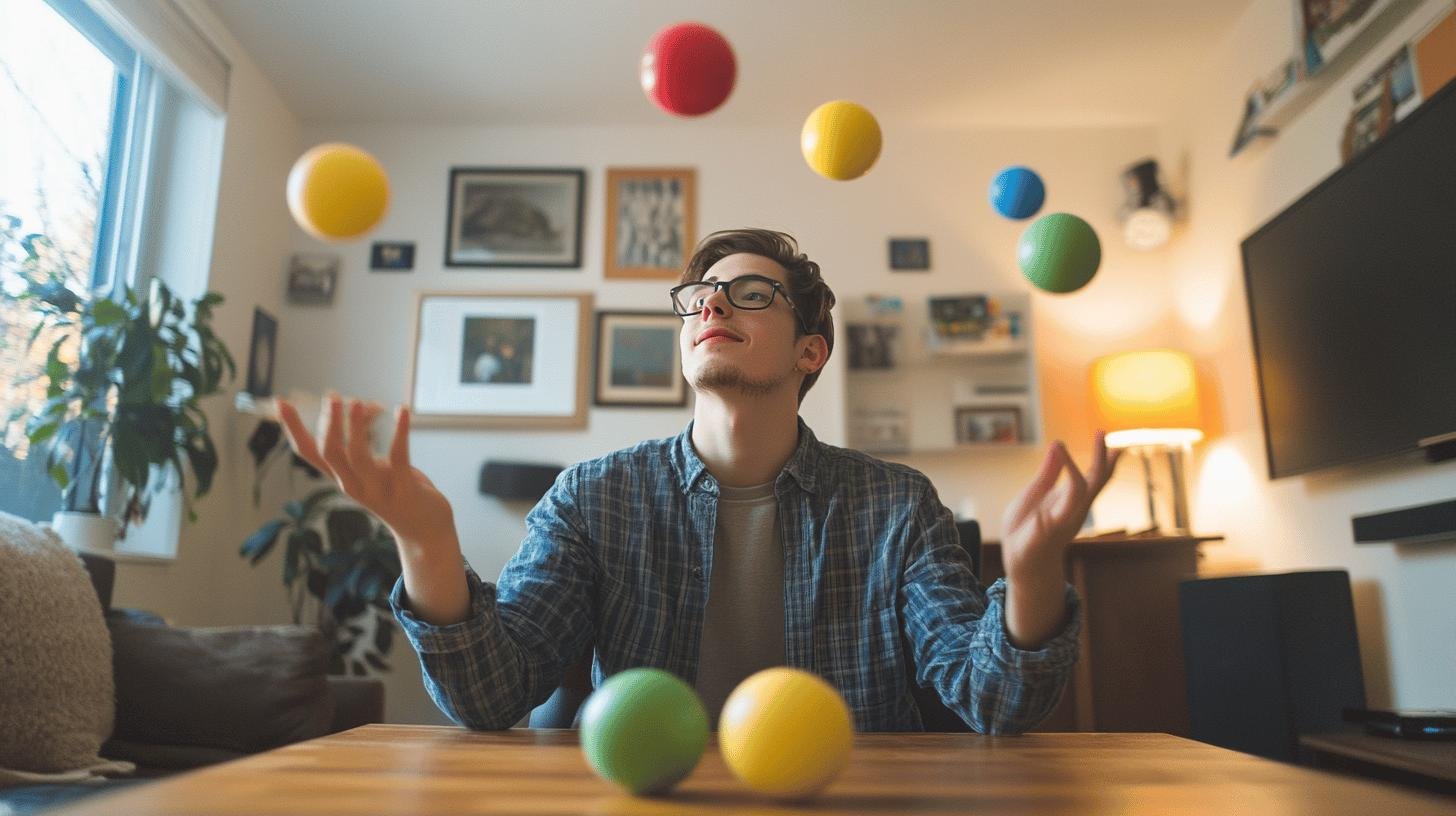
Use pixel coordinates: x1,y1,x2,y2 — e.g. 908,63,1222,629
680,228,836,404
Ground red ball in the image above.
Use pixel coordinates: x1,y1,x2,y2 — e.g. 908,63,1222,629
640,22,736,117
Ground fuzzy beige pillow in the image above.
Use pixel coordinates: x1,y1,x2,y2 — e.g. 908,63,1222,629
0,511,133,786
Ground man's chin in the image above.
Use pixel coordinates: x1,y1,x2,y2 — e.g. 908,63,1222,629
690,364,787,399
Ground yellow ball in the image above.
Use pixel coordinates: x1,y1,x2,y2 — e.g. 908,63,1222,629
718,667,854,799
800,100,882,181
286,143,390,241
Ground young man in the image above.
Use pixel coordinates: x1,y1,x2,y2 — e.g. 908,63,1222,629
277,228,1118,733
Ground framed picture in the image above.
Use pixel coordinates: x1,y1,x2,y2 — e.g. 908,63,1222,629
889,237,930,270
407,292,592,428
846,323,898,370
593,311,687,407
955,405,1023,445
445,167,585,268
286,253,339,304
1299,0,1402,77
604,167,696,279
246,307,277,397
370,241,415,271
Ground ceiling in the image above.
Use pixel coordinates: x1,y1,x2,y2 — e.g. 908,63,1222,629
205,0,1248,128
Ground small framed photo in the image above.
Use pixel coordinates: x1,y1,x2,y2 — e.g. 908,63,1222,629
286,253,339,304
594,311,687,407
605,167,696,279
445,167,585,268
955,405,1023,445
407,291,592,428
246,307,278,397
889,237,930,271
370,241,415,271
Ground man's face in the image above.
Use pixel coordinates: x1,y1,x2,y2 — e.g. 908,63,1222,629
679,253,803,399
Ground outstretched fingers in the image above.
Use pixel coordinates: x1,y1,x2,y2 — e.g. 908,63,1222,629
319,395,363,497
276,399,334,480
1005,442,1066,526
389,405,412,474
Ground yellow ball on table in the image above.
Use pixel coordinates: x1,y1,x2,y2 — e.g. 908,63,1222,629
717,667,854,799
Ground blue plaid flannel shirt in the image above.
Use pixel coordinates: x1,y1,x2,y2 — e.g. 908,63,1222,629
391,419,1081,733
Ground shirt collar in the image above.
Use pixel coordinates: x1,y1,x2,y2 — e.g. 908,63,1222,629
672,418,822,496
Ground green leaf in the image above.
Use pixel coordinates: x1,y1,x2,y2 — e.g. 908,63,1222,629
49,462,70,489
241,518,287,563
90,298,126,326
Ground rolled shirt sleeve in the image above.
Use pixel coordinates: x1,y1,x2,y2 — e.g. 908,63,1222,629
899,482,1080,734
390,467,596,730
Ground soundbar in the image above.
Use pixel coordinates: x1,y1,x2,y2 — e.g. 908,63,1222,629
1352,498,1456,544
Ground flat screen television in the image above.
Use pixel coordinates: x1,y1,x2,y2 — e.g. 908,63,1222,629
1241,78,1456,480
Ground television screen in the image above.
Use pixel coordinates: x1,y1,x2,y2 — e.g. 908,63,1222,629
1241,80,1456,479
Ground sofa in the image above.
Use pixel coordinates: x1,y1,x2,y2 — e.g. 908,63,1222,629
0,552,384,815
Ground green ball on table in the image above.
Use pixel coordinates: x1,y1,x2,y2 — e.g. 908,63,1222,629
579,667,708,796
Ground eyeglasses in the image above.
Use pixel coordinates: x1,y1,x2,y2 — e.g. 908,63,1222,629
669,274,806,330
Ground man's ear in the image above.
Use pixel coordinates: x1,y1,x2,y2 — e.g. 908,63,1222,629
796,334,830,374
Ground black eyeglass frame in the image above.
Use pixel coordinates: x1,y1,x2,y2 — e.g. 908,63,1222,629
668,274,809,332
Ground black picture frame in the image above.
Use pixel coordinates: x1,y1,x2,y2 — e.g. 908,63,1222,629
889,237,931,271
246,307,278,397
286,253,338,305
370,241,415,271
445,167,585,269
593,311,687,408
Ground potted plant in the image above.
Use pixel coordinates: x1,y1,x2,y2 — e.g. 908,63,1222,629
240,473,402,676
1,215,234,550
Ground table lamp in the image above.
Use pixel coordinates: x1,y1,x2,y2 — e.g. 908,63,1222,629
1090,349,1204,533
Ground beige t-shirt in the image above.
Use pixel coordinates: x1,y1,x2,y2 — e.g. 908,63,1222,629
694,480,785,725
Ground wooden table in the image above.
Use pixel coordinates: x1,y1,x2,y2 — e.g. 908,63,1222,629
50,725,1456,815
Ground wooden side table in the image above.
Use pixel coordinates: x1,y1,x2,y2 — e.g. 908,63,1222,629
980,532,1223,735
1301,730,1456,795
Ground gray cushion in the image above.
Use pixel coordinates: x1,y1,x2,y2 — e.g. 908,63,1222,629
108,619,336,755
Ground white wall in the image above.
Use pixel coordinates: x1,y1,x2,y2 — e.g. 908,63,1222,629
1165,0,1456,709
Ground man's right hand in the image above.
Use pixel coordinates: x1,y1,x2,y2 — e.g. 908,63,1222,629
276,395,458,558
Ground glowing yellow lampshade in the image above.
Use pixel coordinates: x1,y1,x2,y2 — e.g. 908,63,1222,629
1090,349,1204,449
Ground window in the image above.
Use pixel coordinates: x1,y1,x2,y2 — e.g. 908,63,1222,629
1,0,228,557
0,0,135,522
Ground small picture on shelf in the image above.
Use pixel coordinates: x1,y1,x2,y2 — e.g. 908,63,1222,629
1300,0,1401,77
851,409,909,453
929,295,989,340
847,323,898,370
1342,43,1421,163
955,405,1022,445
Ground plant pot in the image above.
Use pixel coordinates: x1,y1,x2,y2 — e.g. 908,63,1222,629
49,511,121,554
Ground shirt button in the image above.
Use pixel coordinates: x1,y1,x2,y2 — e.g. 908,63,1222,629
691,566,703,578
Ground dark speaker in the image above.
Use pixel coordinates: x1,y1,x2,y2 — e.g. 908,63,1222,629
478,461,563,502
1179,570,1366,762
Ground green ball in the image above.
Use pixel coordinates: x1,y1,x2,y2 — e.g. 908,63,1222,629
579,667,708,795
1017,212,1101,293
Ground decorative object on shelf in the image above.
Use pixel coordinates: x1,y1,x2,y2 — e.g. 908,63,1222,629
445,167,585,268
1414,6,1456,96
954,405,1023,445
928,295,990,340
1118,159,1178,251
593,311,687,407
1340,16,1450,164
888,238,930,270
239,485,401,677
846,324,899,370
1301,0,1401,77
1017,213,1101,294
408,291,591,428
1232,58,1300,155
604,167,696,280
369,241,415,271
246,307,277,398
640,22,737,117
988,166,1046,220
1,256,234,547
1090,349,1204,533
286,142,390,242
800,100,882,181
286,253,339,305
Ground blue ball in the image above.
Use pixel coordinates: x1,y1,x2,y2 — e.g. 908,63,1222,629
989,166,1046,220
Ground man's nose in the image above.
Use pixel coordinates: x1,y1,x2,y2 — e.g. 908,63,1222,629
699,287,731,320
